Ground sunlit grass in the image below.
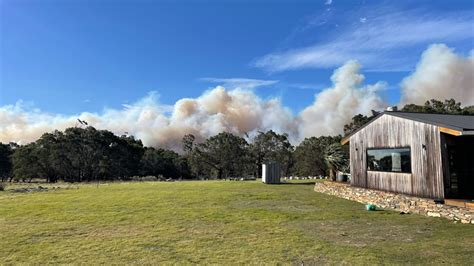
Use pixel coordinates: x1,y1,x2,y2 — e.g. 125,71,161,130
0,180,472,264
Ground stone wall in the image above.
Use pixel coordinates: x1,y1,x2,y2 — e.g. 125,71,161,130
314,181,473,224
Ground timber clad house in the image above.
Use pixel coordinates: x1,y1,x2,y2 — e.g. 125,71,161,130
341,112,474,200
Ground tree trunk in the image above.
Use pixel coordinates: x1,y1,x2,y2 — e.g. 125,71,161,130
329,168,336,181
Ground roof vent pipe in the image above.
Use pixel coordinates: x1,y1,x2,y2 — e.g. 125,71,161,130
386,106,398,112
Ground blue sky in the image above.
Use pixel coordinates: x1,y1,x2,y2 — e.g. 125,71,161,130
1,0,473,115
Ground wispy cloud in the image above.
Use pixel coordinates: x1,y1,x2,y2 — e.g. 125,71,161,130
325,0,333,6
200,78,279,89
254,9,474,72
282,82,327,91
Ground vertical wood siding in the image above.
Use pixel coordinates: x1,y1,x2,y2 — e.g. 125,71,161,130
349,114,444,199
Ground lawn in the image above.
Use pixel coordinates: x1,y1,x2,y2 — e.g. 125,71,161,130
0,181,473,264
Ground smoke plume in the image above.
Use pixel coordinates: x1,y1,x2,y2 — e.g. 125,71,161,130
1,44,472,149
298,60,387,138
400,44,474,105
0,88,297,150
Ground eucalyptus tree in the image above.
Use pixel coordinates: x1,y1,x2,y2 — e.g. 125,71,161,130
401,98,473,114
192,132,250,179
0,142,15,182
292,137,326,177
249,130,294,177
292,136,345,178
12,143,41,182
140,147,190,178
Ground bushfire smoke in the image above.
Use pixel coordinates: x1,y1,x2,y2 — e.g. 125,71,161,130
1,44,473,150
401,44,474,105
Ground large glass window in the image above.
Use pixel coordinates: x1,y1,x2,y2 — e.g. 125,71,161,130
367,148,411,173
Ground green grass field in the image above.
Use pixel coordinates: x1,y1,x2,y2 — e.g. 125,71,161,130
1,181,473,264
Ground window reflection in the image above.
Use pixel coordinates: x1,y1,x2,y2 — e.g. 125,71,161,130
367,148,411,173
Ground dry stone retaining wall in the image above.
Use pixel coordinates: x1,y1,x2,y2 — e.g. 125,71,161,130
314,181,473,224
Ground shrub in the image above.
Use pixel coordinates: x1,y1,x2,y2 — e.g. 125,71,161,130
140,176,160,182
0,182,7,191
128,175,162,182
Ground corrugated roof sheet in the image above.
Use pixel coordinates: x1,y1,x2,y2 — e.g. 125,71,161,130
386,112,474,131
341,112,474,144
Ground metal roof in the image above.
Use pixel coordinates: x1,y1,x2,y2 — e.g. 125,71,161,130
341,112,474,144
386,112,474,131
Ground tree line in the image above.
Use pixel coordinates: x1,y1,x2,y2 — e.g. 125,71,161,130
0,127,346,182
182,131,345,180
0,98,472,183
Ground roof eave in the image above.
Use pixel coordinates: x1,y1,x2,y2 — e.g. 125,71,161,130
341,137,350,145
339,112,386,145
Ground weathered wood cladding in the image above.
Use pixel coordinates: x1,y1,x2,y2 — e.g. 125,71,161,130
349,114,444,199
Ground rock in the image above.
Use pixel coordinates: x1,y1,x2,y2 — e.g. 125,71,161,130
314,181,473,223
461,219,470,224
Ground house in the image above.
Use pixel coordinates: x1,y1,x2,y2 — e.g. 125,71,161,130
341,112,474,200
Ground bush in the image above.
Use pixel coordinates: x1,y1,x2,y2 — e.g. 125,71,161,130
140,175,160,182
0,182,6,191
128,175,164,182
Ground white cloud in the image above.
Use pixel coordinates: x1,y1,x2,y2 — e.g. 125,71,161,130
254,10,473,72
200,78,279,89
284,83,327,90
325,0,333,5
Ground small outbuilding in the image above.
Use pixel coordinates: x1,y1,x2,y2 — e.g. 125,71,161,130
262,162,281,184
341,112,474,200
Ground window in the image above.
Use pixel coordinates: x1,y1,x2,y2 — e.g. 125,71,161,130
367,148,411,173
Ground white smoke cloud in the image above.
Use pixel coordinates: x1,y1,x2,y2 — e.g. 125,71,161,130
0,87,296,150
1,44,472,149
400,44,474,106
0,102,86,146
299,60,387,137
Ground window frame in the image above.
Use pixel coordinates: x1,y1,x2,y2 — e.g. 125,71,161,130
366,147,412,174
